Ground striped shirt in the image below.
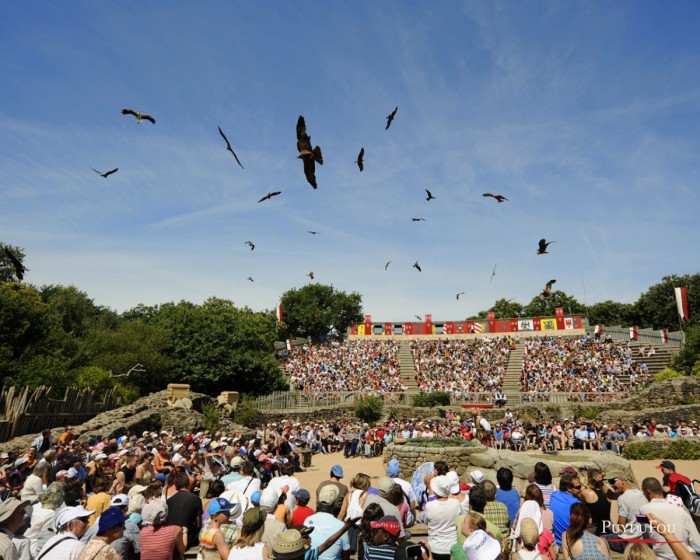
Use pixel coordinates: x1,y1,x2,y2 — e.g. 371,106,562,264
139,524,178,560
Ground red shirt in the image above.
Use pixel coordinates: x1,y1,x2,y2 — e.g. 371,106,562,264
291,505,314,526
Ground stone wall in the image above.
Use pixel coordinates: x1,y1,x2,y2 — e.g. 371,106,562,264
384,442,638,491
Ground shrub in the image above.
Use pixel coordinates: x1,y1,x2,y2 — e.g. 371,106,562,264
654,368,685,383
234,396,263,428
407,437,476,448
412,392,451,407
201,402,221,433
354,395,384,424
623,438,700,461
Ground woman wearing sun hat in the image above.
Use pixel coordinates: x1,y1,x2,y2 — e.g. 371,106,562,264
231,508,270,560
77,507,127,560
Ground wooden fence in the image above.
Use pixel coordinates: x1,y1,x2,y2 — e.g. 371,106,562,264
0,385,115,443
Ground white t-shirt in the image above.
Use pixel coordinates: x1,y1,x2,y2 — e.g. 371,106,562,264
227,475,261,499
37,531,85,560
268,475,300,511
418,498,461,554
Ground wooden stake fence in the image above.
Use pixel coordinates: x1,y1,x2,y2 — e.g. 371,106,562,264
0,385,115,443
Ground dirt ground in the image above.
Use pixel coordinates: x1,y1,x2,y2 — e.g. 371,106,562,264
294,451,699,512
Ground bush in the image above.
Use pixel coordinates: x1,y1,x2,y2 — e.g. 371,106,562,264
407,437,476,448
201,402,221,433
354,395,384,424
623,438,700,461
234,397,263,428
412,392,451,407
654,368,685,383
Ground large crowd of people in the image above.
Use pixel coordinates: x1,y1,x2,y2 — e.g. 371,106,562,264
286,340,405,395
520,336,654,400
411,338,513,398
0,412,698,560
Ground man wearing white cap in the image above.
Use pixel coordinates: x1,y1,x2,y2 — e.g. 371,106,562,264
259,487,287,549
36,505,94,560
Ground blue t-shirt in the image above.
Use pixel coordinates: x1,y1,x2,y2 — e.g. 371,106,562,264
496,487,520,524
549,490,581,545
305,512,350,560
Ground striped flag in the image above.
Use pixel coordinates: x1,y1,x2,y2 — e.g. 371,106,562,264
276,304,283,323
629,326,638,340
674,287,690,322
661,329,669,344
471,322,483,333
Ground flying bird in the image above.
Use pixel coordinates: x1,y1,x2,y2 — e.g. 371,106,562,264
258,191,281,203
384,260,392,270
386,106,398,130
218,126,244,169
307,231,319,235
245,241,255,251
355,148,364,172
247,276,254,282
537,239,556,254
307,272,315,280
413,261,422,272
415,315,422,321
121,108,156,124
456,292,465,300
411,217,426,222
425,189,436,201
490,265,497,284
296,116,323,189
483,193,508,203
3,248,27,281
540,279,557,299
91,167,119,178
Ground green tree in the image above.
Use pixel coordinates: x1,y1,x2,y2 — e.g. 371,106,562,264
0,243,27,283
587,300,636,326
634,274,700,329
354,395,384,424
672,324,700,376
521,291,586,318
279,283,363,342
40,285,116,338
148,299,286,395
470,298,524,320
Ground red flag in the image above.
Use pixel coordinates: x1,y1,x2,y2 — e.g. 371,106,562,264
675,287,690,322
276,304,283,323
629,326,638,340
661,329,669,344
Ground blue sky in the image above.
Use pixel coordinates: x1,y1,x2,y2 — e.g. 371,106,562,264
2,2,699,322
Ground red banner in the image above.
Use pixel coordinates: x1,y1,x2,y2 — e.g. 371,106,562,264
403,323,413,335
384,323,393,335
495,320,511,332
629,326,638,340
364,314,372,335
487,312,496,333
573,317,583,329
533,317,541,331
444,322,454,334
350,325,357,335
555,307,565,330
510,319,519,332
425,314,433,333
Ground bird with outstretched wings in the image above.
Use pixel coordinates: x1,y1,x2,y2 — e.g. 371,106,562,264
245,241,255,251
386,106,398,130
425,189,436,201
218,126,244,169
540,279,557,299
413,261,422,272
415,315,422,321
456,292,465,300
537,239,556,254
356,148,364,172
258,191,281,203
490,265,497,284
411,217,426,222
307,272,315,280
91,167,119,178
384,260,392,270
483,193,508,203
121,108,156,124
247,276,254,282
3,248,27,281
308,231,319,235
296,116,323,189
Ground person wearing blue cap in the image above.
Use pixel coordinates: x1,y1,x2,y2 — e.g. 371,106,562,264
315,466,348,517
387,459,417,528
291,488,314,526
79,507,127,559
199,498,236,560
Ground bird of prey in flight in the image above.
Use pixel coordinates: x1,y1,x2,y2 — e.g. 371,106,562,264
296,116,323,189
384,260,392,270
121,108,156,124
218,126,244,169
537,239,556,254
490,265,497,284
456,292,465,300
247,276,254,282
413,261,422,272
307,231,319,235
245,241,255,251
411,217,426,222
355,148,364,172
91,167,118,178
483,193,508,203
307,272,315,280
425,189,436,201
540,279,557,299
386,106,398,130
415,315,422,321
258,191,281,203
3,248,27,281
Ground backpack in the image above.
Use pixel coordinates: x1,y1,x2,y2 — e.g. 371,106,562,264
676,478,700,516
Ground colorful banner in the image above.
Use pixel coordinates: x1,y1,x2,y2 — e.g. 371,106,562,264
384,323,393,335
509,319,519,332
470,322,483,333
555,307,565,330
487,312,496,333
364,314,372,335
444,322,454,334
675,287,690,322
425,314,433,333
533,317,541,331
564,317,574,330
357,324,365,335
629,326,638,340
403,323,413,335
518,319,534,331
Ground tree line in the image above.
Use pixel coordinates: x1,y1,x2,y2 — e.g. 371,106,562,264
0,242,697,402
